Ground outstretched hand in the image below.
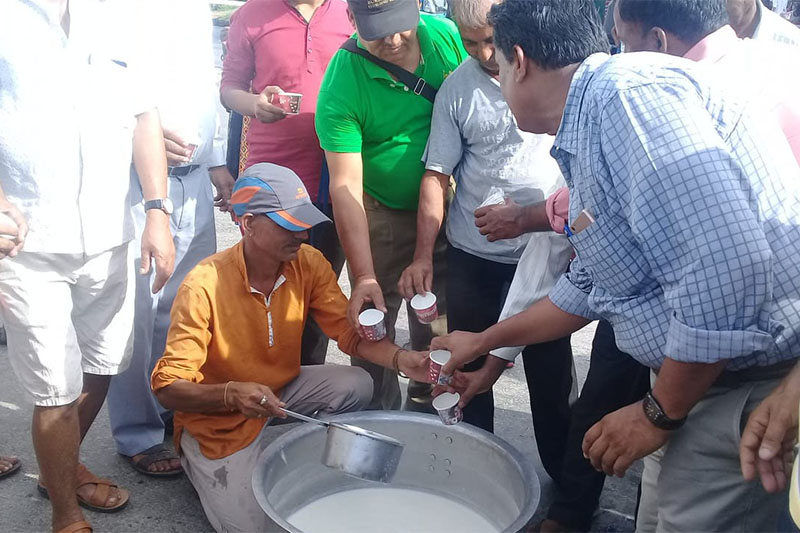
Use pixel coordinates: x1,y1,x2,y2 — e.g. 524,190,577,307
431,331,487,375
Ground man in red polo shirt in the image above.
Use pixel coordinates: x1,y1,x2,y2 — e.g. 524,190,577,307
221,0,354,365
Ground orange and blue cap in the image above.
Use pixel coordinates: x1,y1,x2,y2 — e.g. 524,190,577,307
231,163,331,231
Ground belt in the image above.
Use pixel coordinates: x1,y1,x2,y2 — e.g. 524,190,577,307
713,358,797,388
168,165,200,177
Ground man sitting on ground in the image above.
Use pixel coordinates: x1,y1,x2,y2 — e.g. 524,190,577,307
150,163,430,533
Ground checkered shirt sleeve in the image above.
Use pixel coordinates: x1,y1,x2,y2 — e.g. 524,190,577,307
549,55,800,370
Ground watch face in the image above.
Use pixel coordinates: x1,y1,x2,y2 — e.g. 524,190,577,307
162,198,174,215
643,396,662,423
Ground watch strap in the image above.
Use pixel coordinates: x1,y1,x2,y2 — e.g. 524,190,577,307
643,390,687,430
144,199,164,211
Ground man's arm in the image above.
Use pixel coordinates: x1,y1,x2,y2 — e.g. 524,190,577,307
151,281,288,419
210,93,235,214
397,170,449,299
155,379,286,419
474,197,550,240
133,109,175,293
474,186,571,240
219,8,286,124
354,338,430,384
220,86,287,125
583,82,786,477
435,296,590,375
326,150,386,326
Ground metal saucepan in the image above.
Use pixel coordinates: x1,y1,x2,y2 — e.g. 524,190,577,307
281,408,404,483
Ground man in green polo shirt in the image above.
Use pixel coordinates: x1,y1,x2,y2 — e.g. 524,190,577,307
316,0,465,410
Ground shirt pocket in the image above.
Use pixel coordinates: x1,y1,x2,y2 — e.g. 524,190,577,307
566,216,603,279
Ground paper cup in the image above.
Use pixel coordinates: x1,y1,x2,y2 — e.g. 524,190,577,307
429,349,452,385
432,392,462,425
410,292,438,324
271,92,303,114
358,309,386,342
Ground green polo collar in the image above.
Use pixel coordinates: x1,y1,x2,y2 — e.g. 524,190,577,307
355,17,432,81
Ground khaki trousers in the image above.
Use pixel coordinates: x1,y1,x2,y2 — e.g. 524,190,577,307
636,367,792,532
350,194,448,410
181,365,373,533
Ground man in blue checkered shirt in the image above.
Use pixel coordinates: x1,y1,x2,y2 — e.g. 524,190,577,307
432,0,800,530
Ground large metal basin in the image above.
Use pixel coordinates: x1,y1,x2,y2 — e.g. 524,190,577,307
252,411,539,532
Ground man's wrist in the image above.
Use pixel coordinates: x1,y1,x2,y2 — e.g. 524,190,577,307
354,273,378,285
393,348,409,378
478,328,501,359
411,252,433,264
478,356,508,391
642,390,687,430
521,201,550,233
484,354,508,377
144,208,170,225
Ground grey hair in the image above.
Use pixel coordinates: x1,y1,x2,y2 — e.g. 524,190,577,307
451,0,501,29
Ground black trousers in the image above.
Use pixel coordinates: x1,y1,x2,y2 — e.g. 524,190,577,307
446,246,573,482
547,319,651,531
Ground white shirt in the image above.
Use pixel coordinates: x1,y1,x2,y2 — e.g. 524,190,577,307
0,0,155,255
754,0,800,45
148,0,226,168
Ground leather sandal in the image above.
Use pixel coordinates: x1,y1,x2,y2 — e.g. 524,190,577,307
123,443,183,477
55,520,92,533
38,464,130,513
0,456,21,480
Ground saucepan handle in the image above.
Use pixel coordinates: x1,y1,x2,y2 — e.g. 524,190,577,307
281,408,330,427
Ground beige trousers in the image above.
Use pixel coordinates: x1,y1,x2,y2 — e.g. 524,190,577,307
352,194,448,410
181,365,373,533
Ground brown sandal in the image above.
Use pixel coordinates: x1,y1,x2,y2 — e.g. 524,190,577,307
38,464,130,513
55,520,92,533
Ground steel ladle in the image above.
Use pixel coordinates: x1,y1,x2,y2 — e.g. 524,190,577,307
281,408,404,483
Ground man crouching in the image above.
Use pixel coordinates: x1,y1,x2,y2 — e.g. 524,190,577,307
150,162,429,532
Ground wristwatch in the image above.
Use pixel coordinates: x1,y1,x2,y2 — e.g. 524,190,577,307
143,198,174,216
642,390,687,430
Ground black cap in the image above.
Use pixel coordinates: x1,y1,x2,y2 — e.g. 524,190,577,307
347,0,420,41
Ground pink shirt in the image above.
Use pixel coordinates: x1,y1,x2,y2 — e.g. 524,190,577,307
684,25,800,166
222,0,353,201
546,25,800,232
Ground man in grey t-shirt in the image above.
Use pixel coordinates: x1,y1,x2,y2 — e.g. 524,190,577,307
397,0,574,480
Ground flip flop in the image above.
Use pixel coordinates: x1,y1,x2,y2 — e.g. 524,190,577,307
123,443,183,477
38,464,130,513
0,457,21,479
56,520,92,533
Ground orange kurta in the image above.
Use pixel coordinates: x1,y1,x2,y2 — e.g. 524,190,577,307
151,241,360,459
